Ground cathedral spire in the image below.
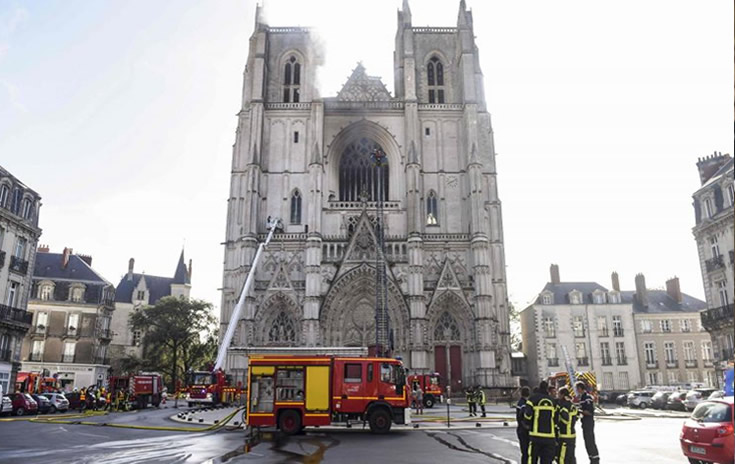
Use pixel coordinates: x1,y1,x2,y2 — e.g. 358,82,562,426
457,0,470,27
401,0,412,25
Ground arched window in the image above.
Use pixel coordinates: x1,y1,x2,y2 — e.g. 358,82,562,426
427,56,445,104
290,190,302,224
339,138,388,202
268,311,296,344
282,55,301,103
426,191,438,225
21,198,32,219
434,312,461,342
0,184,9,208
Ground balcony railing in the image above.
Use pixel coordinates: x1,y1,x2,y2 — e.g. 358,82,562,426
0,348,11,362
613,328,625,337
646,361,659,369
9,255,29,275
705,254,725,273
666,360,679,368
547,358,559,367
701,304,735,331
0,304,33,326
62,354,75,363
577,357,589,366
616,356,627,365
685,360,698,368
0,250,5,268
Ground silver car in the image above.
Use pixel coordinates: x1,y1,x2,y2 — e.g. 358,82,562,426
42,392,70,413
683,388,717,412
627,390,656,409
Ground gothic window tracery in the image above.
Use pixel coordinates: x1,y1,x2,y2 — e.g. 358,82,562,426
290,190,302,224
268,311,296,344
339,138,388,202
283,56,301,103
426,190,438,225
434,311,460,342
427,56,445,104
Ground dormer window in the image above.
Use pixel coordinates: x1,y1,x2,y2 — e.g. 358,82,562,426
136,290,146,301
569,291,583,305
38,283,54,301
0,184,9,208
21,198,33,219
592,291,606,304
704,197,713,218
728,184,735,206
608,291,621,304
70,285,85,303
283,56,301,103
541,293,553,305
427,56,445,103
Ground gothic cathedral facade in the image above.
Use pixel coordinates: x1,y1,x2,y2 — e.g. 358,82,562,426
221,1,513,389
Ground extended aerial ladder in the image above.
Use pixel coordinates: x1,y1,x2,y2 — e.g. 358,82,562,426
213,217,283,371
371,148,390,358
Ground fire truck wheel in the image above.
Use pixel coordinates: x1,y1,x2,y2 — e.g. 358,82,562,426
278,410,302,435
368,408,392,434
424,396,435,408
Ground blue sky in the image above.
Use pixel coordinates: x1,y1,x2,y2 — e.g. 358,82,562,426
1,0,732,316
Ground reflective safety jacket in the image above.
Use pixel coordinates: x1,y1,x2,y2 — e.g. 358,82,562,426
466,390,475,403
523,393,557,439
475,389,486,405
555,398,578,438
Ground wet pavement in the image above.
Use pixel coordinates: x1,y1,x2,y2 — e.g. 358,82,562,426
0,406,691,463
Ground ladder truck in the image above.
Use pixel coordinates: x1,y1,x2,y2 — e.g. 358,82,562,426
185,217,283,407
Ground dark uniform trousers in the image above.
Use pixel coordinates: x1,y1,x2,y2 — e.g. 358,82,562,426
527,438,556,464
582,419,599,463
517,427,530,464
557,437,576,464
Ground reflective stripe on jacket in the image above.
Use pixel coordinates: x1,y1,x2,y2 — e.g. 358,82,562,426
523,393,557,439
555,398,578,438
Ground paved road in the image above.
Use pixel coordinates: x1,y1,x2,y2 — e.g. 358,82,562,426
0,407,689,463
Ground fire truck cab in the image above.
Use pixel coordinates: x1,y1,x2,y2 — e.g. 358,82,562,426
185,369,238,406
407,373,442,408
247,355,410,434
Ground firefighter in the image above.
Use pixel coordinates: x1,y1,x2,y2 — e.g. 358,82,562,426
555,387,578,464
116,390,124,411
413,385,424,415
522,381,557,464
516,386,531,464
105,390,112,411
576,381,599,464
466,387,477,417
475,385,486,418
79,388,87,412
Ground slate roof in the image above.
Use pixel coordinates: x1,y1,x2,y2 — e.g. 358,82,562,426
173,250,189,284
621,290,707,314
537,282,610,305
34,252,109,284
115,274,175,304
702,158,734,189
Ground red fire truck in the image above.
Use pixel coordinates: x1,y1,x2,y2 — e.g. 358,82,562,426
246,355,410,434
109,373,163,409
15,372,57,394
185,368,240,407
407,373,443,408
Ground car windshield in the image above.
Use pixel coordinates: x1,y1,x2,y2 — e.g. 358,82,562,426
691,402,732,423
190,373,213,385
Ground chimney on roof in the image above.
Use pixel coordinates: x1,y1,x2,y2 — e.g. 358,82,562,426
550,264,561,284
37,244,49,253
611,271,620,292
634,273,648,308
127,258,135,281
696,151,732,185
666,276,682,303
62,247,72,269
187,259,193,283
78,254,92,266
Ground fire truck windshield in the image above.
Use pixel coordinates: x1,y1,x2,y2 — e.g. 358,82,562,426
189,372,214,385
429,376,440,386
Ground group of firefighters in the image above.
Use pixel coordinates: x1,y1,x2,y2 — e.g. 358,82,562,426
74,386,135,412
465,385,487,417
516,380,599,464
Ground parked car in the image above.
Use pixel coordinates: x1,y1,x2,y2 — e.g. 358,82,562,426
680,397,733,464
41,392,69,413
615,393,628,406
4,393,39,416
668,391,688,411
1,395,12,416
63,392,85,411
31,394,51,414
684,388,718,412
651,391,672,409
598,391,624,404
627,390,656,409
708,391,725,400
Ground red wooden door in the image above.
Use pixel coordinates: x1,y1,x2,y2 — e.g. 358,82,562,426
434,346,447,390
449,345,462,392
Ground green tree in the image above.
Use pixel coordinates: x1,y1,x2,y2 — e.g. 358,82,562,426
129,297,216,391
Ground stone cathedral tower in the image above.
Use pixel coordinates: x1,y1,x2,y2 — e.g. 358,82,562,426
221,0,512,389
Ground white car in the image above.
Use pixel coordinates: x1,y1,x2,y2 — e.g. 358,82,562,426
0,396,11,416
41,392,70,413
683,388,717,412
626,390,655,409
